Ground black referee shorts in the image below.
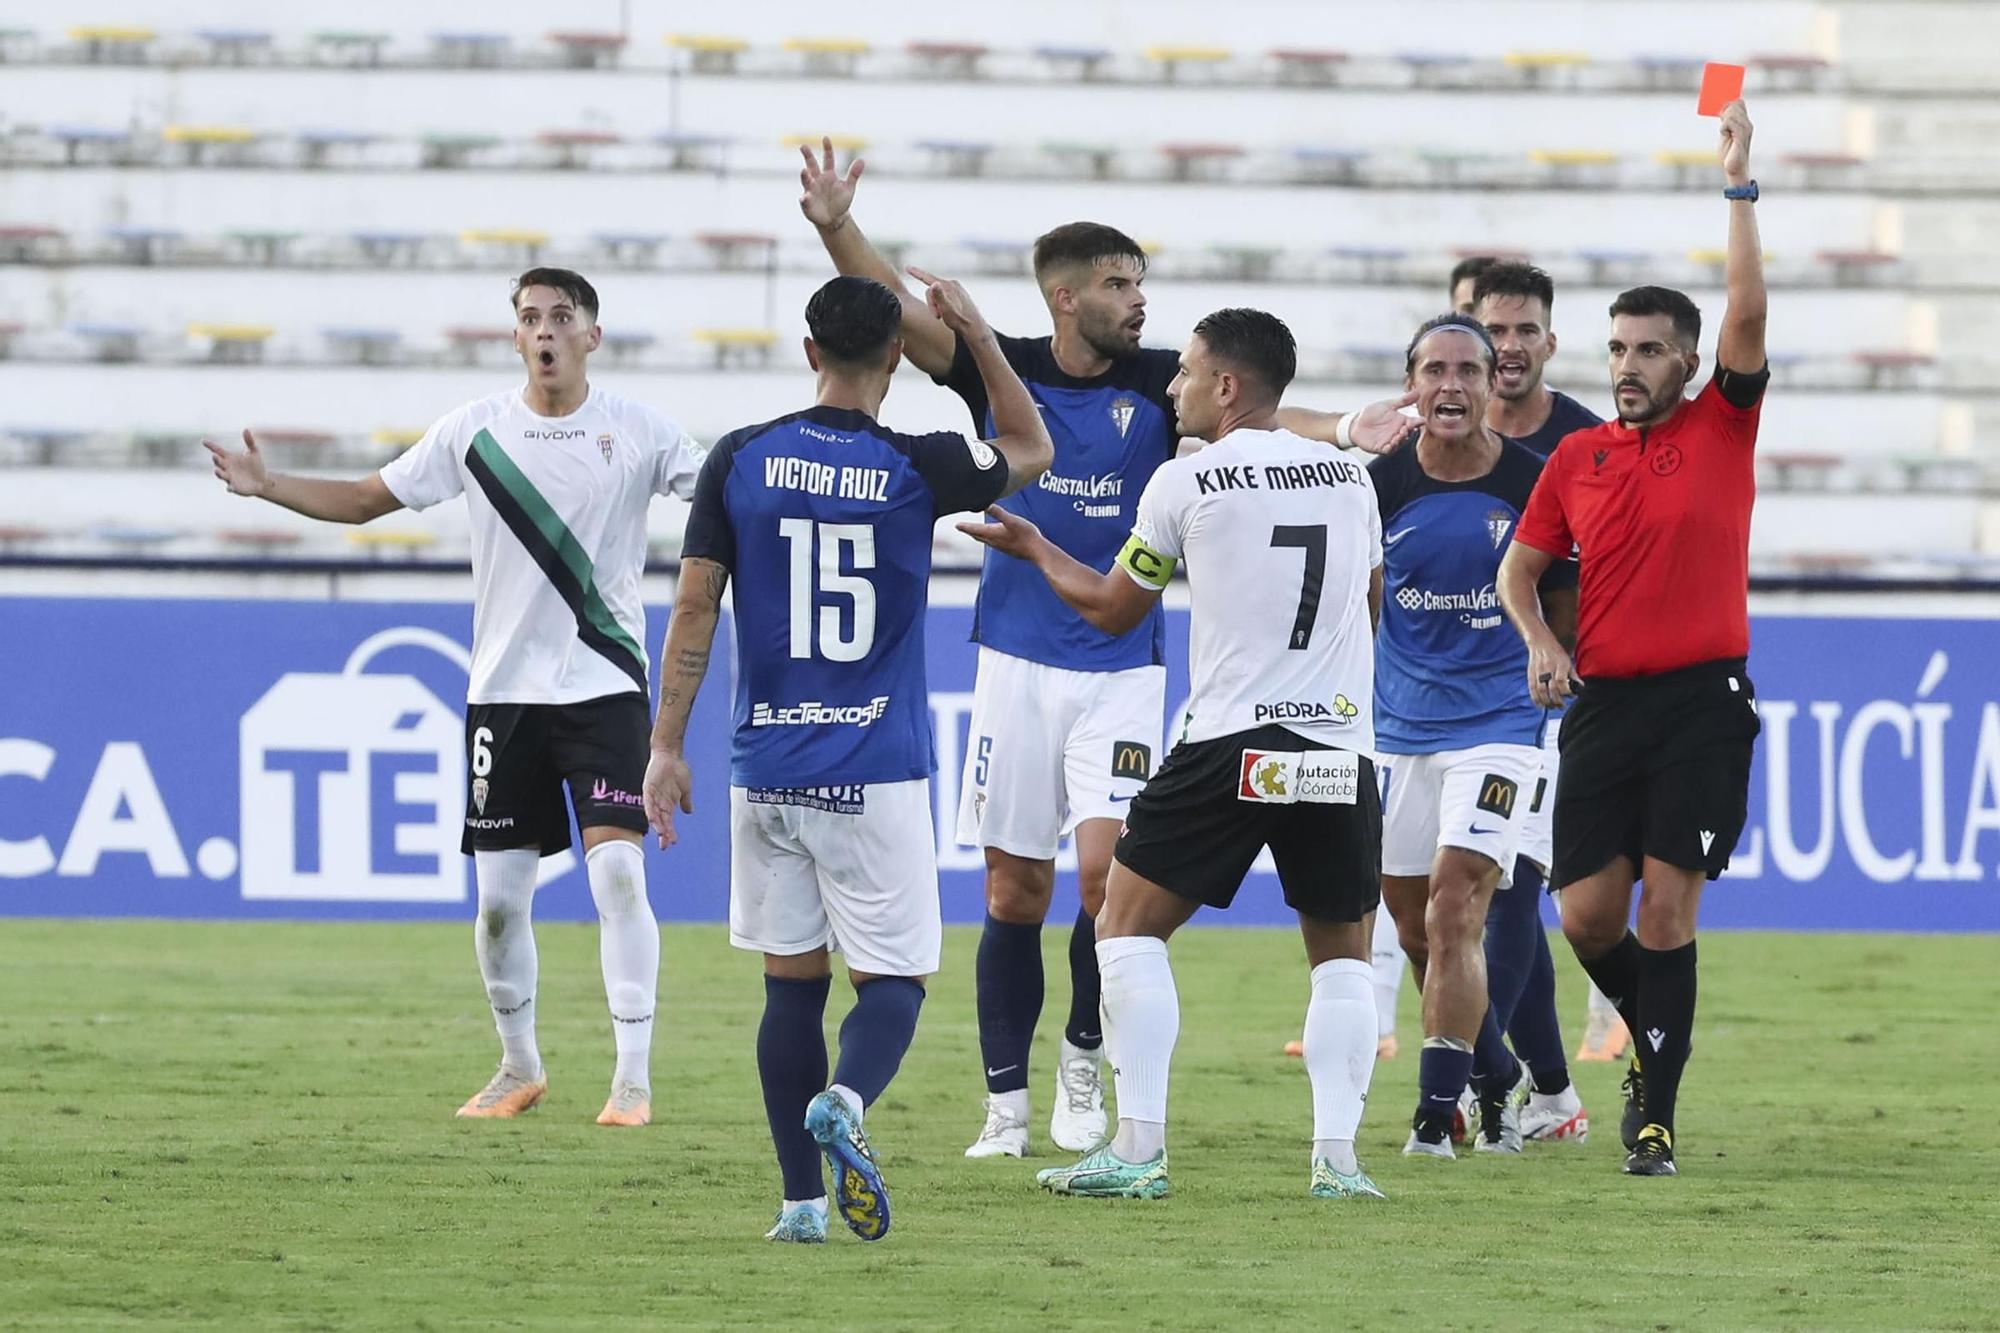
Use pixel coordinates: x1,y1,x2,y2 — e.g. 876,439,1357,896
1552,657,1760,889
1114,724,1381,923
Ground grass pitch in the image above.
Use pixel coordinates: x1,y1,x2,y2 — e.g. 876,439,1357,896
2,921,1996,1330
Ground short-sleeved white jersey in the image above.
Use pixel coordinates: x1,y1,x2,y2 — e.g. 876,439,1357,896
1117,427,1381,752
379,386,701,704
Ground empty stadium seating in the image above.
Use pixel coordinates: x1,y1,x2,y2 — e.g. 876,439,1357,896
2,0,1997,575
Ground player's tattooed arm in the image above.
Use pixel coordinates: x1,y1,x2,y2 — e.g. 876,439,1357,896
957,506,1160,636
645,557,729,848
204,428,403,523
798,136,957,376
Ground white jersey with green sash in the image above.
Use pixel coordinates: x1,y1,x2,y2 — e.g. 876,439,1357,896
379,386,701,704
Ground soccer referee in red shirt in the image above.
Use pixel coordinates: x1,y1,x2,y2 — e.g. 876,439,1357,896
1496,100,1767,1178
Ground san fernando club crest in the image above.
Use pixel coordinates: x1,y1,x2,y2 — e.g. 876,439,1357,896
1109,396,1135,439
597,433,614,463
1485,509,1513,549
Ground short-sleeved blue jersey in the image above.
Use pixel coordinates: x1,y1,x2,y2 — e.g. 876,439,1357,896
1511,388,1603,458
681,404,1008,788
1369,438,1576,753
938,333,1177,671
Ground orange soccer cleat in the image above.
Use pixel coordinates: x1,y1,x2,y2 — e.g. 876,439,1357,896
595,1081,652,1127
455,1067,548,1118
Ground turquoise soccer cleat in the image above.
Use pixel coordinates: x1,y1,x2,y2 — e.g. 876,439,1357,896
764,1201,828,1244
1036,1144,1170,1199
804,1091,891,1241
1310,1157,1387,1200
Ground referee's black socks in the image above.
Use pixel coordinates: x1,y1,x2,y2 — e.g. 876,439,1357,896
1635,941,1698,1135
1574,931,1644,1038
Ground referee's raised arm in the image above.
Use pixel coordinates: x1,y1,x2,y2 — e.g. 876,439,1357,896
1714,100,1767,381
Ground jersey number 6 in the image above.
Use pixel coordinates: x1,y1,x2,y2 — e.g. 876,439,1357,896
1270,524,1326,650
778,518,877,662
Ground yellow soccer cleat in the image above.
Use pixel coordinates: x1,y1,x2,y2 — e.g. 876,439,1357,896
595,1081,652,1127
455,1067,548,1118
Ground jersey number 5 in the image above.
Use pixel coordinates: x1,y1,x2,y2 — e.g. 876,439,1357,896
778,518,876,662
1270,524,1326,650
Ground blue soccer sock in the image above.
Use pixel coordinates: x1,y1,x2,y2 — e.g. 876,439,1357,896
1416,1038,1474,1135
758,975,830,1202
1470,1002,1516,1099
833,976,927,1109
975,914,1043,1093
1064,908,1103,1051
1489,859,1568,1090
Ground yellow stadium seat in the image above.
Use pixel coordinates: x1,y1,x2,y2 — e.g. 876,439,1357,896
781,133,867,153
693,327,779,368
188,323,274,341
347,529,438,554
782,36,870,55
372,427,426,449
1504,51,1589,67
1529,149,1618,166
1144,44,1230,63
68,25,154,40
163,125,257,144
461,228,550,246
667,33,748,52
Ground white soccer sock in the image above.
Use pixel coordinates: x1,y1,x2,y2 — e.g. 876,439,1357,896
586,838,659,1090
473,848,542,1078
1096,935,1177,1160
1304,957,1377,1171
1370,908,1405,1038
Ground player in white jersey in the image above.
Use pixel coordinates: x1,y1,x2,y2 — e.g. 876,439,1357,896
205,268,699,1126
964,309,1389,1202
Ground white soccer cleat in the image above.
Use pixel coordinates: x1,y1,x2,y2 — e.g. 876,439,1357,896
455,1066,548,1119
1403,1128,1456,1159
1049,1040,1108,1153
1521,1083,1590,1144
965,1093,1029,1159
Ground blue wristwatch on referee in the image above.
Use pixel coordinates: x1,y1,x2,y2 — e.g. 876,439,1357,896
1723,180,1759,201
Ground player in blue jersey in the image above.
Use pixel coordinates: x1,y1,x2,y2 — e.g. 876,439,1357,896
797,139,1414,1158
1472,263,1625,1132
642,274,1052,1243
1370,314,1579,1159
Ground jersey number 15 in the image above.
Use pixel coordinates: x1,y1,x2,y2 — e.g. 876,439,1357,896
778,518,876,662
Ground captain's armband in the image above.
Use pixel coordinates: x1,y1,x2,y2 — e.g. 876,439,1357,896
1116,531,1176,589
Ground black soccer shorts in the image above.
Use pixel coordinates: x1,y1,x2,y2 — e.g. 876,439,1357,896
461,692,651,856
1114,724,1381,923
1551,657,1760,888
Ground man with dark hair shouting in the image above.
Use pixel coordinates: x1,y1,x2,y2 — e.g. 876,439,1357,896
1497,100,1769,1178
207,268,700,1129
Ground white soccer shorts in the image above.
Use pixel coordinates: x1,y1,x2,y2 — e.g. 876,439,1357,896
729,779,941,977
954,646,1167,860
1516,715,1562,876
1379,742,1544,887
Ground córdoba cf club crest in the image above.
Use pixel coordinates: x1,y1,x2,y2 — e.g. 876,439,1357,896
597,433,614,463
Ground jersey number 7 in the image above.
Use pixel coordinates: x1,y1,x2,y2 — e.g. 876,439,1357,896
1270,524,1326,650
778,518,876,662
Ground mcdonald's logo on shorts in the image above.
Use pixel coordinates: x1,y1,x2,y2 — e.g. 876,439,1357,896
1476,774,1519,819
1111,741,1153,781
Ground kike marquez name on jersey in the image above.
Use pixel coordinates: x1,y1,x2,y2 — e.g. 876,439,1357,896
1193,456,1367,495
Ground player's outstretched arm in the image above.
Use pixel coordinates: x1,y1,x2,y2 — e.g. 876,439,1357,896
798,136,956,377
911,267,1053,495
1276,392,1420,456
205,429,402,523
644,556,728,849
957,507,1159,636
1498,541,1576,708
1715,99,1767,375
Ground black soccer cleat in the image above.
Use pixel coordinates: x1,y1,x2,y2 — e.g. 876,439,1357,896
1623,1123,1677,1176
1619,1058,1646,1151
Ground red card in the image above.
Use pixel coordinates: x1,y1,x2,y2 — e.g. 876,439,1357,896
1698,62,1745,116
